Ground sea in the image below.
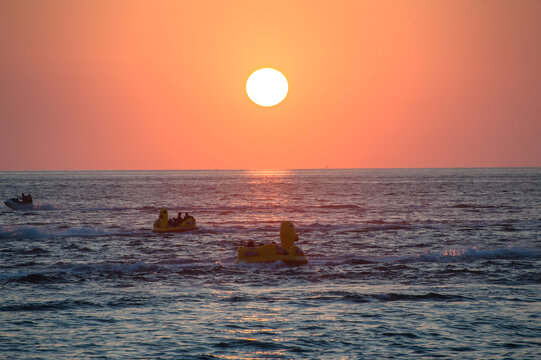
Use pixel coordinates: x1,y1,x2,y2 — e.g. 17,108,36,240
0,168,540,359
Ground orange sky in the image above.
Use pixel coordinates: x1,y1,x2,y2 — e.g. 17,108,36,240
1,0,540,170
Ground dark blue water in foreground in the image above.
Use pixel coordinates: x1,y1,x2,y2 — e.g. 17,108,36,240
1,168,540,359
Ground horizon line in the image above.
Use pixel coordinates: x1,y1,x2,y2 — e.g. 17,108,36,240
1,166,540,172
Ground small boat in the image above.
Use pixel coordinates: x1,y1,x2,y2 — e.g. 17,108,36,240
236,221,308,266
152,208,197,233
4,195,34,210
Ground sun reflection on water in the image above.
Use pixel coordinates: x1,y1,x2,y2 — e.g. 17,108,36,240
243,169,292,178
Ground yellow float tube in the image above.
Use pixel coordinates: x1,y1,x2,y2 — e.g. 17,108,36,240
236,221,308,266
152,208,197,233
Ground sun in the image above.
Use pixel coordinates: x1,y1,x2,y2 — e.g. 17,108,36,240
246,68,288,107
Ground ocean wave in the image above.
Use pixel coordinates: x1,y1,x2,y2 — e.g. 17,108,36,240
372,292,466,302
62,203,364,214
0,225,137,240
228,290,466,304
74,206,155,212
418,246,541,262
0,299,99,312
197,224,278,235
200,222,353,234
10,273,61,284
451,204,499,209
296,222,416,233
333,291,466,303
346,224,413,233
316,204,361,210
215,338,282,350
449,203,523,212
343,246,541,265
1,260,222,284
311,246,541,267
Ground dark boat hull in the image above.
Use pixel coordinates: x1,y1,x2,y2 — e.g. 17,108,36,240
4,199,34,210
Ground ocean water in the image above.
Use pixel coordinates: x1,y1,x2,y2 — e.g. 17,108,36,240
0,168,540,359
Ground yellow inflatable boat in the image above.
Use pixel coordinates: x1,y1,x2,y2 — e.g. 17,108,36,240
236,221,308,266
152,208,197,233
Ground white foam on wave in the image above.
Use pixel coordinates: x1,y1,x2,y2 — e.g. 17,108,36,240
421,246,537,259
318,246,541,266
415,246,541,263
0,225,134,239
0,260,205,283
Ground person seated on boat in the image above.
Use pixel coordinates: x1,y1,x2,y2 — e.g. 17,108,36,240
20,193,25,201
273,241,287,255
246,240,255,247
25,194,32,203
176,212,183,225
184,213,193,221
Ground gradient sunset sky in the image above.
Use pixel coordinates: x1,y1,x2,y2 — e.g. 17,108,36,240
1,0,540,170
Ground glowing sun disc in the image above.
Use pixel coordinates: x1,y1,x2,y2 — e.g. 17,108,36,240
246,68,288,107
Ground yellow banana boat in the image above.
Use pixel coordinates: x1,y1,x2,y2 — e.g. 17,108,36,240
236,221,308,266
152,208,197,233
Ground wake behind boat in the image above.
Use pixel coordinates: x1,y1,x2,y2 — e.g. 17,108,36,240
4,193,33,210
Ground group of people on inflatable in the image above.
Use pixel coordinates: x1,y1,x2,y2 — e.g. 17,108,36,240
168,212,194,227
152,208,197,233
